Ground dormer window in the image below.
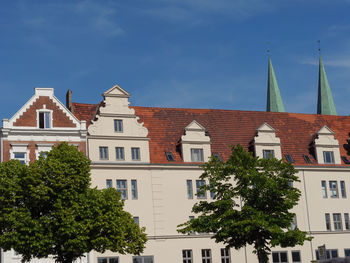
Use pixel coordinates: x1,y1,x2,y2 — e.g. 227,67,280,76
263,149,275,159
39,112,51,129
114,119,123,132
323,151,335,164
191,148,204,162
165,152,175,161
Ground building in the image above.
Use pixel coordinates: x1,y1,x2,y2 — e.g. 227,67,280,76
1,55,350,263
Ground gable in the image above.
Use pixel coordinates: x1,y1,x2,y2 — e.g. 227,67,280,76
185,120,206,131
317,125,334,135
13,96,77,128
103,84,130,98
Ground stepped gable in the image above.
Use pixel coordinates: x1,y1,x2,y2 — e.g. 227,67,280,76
72,103,350,166
133,107,350,166
14,96,76,127
72,102,100,125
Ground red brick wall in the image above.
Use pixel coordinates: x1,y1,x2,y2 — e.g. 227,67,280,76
2,141,87,162
13,96,76,128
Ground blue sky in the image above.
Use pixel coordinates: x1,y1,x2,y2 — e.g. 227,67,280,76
1,0,350,118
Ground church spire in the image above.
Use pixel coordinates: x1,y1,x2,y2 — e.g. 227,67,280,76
266,56,285,112
317,55,337,115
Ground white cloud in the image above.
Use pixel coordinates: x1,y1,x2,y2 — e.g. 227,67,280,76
301,57,350,68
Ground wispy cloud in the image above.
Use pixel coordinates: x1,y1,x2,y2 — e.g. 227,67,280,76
301,57,350,68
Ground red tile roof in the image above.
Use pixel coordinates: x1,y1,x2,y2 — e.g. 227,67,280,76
72,103,350,166
72,102,100,125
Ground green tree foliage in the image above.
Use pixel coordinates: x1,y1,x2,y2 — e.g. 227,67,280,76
0,143,147,263
178,145,311,263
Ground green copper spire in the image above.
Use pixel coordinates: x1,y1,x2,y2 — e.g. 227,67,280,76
266,57,285,112
317,55,337,115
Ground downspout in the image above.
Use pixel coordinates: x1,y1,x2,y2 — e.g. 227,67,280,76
302,170,314,260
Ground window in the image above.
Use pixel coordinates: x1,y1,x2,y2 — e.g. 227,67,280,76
316,249,338,260
114,119,123,132
13,152,26,164
291,251,301,263
323,151,335,164
133,216,139,226
213,152,222,161
97,258,119,263
131,147,140,161
272,251,288,263
303,154,312,164
38,112,51,129
165,152,174,161
340,181,347,198
333,213,342,230
99,147,108,160
116,180,127,199
191,148,204,162
210,183,215,199
131,180,138,200
201,249,212,263
321,180,327,198
187,180,193,199
196,180,206,199
106,179,112,188
263,149,274,159
290,215,297,230
182,250,193,263
342,156,350,164
188,216,195,235
329,181,338,198
221,248,231,263
325,213,331,231
115,147,124,160
345,249,350,257
344,213,349,230
132,256,154,263
285,154,294,163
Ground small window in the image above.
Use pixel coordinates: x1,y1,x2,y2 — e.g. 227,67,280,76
97,257,119,263
106,179,112,188
213,152,222,161
115,147,124,160
114,119,123,132
285,154,294,163
165,152,174,161
340,181,347,198
38,112,51,129
132,256,154,263
325,213,331,231
345,249,350,257
201,249,212,263
333,213,342,230
182,250,193,263
131,180,138,200
291,251,301,263
131,147,140,161
272,251,288,263
321,180,327,198
303,154,312,164
191,148,204,162
133,216,139,226
323,151,335,164
329,181,339,198
99,147,108,160
13,152,26,165
289,215,297,230
263,150,275,159
344,213,349,230
186,180,193,199
221,248,231,263
116,180,127,199
196,180,206,199
341,156,350,164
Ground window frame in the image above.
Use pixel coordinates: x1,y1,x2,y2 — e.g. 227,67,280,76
182,249,193,263
131,147,141,161
106,179,112,188
329,181,339,198
323,151,335,164
325,213,331,231
196,180,207,199
263,149,275,159
201,249,212,263
114,119,123,133
272,251,288,263
191,148,204,162
333,213,343,231
321,180,327,198
340,181,347,198
97,257,119,263
291,251,301,263
132,256,154,263
220,248,231,263
13,152,27,165
37,110,52,129
344,213,349,230
131,179,138,200
186,180,193,199
116,179,128,200
115,147,125,161
99,146,109,160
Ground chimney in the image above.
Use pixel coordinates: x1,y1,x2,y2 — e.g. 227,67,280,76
66,89,73,113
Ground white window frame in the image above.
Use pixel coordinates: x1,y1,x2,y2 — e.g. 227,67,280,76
344,213,349,230
333,213,342,231
114,119,123,133
187,180,193,199
201,249,212,263
191,148,204,162
263,149,275,159
97,257,119,263
36,108,53,129
35,143,54,160
131,179,138,200
196,180,206,199
131,147,141,161
182,249,193,263
323,151,335,164
133,216,139,226
221,248,231,263
115,147,125,160
291,251,301,263
132,256,154,263
99,146,109,160
329,181,339,198
325,213,331,231
340,181,347,198
272,251,288,263
106,179,112,188
321,180,327,198
116,179,128,199
10,143,29,165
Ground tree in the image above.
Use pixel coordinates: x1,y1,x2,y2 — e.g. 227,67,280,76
0,142,147,263
178,145,311,263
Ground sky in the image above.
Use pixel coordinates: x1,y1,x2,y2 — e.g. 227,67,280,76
1,0,350,118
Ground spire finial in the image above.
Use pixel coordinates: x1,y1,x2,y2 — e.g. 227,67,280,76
266,41,270,56
318,40,321,55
